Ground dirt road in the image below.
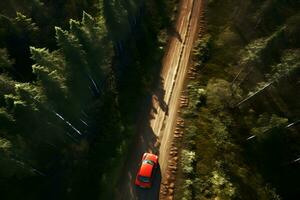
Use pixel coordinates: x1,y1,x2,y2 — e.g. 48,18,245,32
114,0,203,199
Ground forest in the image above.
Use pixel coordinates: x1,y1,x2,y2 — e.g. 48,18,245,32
0,0,174,199
1,0,300,200
175,0,300,200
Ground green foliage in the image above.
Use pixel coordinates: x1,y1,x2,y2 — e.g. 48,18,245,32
14,12,39,34
0,75,15,105
176,1,300,199
210,170,236,199
267,49,300,82
180,149,196,175
215,26,240,47
211,117,233,148
0,8,124,199
0,137,11,151
193,34,212,65
70,14,112,77
103,0,130,41
240,26,285,67
177,77,283,200
0,0,102,81
1,0,175,198
0,48,14,72
185,82,207,113
0,108,14,128
180,149,196,200
285,14,300,46
243,49,300,101
206,79,242,110
181,179,193,200
250,113,288,139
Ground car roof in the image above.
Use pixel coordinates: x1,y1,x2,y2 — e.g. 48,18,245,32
138,160,154,177
144,153,158,163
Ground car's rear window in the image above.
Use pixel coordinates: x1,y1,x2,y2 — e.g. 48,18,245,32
138,176,150,183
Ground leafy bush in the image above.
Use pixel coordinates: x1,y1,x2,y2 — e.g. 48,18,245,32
181,179,193,200
193,34,212,65
210,170,236,199
181,149,196,175
206,78,242,110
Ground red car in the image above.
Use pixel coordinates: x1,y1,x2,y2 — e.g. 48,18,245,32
135,152,158,188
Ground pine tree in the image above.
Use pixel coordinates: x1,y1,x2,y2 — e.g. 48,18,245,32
0,48,14,73
0,8,125,199
103,0,130,41
30,47,68,112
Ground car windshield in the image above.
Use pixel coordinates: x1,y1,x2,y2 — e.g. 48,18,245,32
142,159,154,165
138,175,150,183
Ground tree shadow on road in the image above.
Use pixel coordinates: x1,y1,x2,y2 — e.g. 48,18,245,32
114,103,163,200
114,25,168,200
152,76,169,116
136,163,162,200
168,25,182,43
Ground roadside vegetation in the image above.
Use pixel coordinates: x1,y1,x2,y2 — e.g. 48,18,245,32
0,0,178,199
175,0,300,199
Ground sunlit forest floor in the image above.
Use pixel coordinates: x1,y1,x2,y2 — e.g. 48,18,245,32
174,0,300,199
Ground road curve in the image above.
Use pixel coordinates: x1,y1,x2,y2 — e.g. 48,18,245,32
114,0,203,199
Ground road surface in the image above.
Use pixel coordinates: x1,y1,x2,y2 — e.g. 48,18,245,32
114,0,203,199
